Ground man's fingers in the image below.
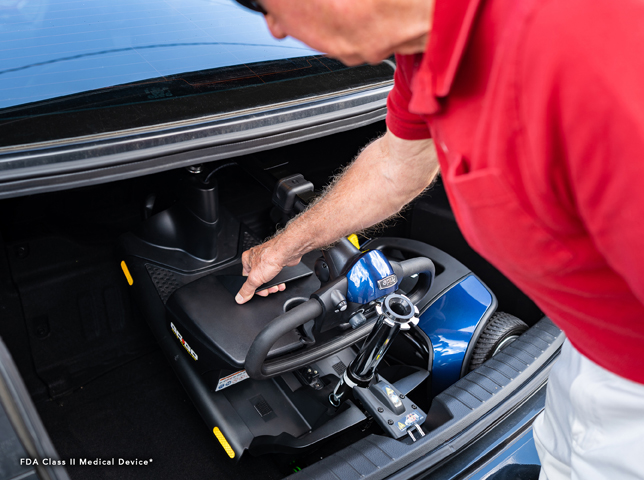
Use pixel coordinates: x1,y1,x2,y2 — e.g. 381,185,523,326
236,242,290,304
235,278,258,304
240,283,284,302
235,280,288,303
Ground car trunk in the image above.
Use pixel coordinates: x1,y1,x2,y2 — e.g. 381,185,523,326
0,121,561,480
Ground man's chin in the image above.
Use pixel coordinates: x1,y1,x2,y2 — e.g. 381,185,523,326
328,54,364,67
330,52,389,67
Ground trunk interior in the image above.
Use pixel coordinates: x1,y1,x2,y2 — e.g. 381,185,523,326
0,121,546,480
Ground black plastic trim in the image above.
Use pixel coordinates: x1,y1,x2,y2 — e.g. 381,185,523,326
413,381,546,479
0,84,390,199
249,400,367,455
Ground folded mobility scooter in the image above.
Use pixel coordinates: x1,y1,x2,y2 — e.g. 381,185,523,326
119,170,527,460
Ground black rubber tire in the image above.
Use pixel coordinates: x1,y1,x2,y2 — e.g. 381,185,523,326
468,312,528,371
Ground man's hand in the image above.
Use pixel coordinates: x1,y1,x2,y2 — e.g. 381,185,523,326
235,237,301,304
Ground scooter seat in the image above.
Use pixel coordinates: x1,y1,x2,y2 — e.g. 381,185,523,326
165,253,321,370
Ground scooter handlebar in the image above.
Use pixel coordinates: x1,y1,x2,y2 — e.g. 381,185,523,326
391,256,435,305
245,298,323,380
245,255,435,381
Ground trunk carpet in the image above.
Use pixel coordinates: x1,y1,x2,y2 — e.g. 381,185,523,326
34,349,287,480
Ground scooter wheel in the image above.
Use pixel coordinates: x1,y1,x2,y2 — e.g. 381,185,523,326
468,312,528,371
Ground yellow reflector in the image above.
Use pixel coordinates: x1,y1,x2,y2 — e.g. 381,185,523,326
347,234,360,249
213,427,235,458
120,261,134,286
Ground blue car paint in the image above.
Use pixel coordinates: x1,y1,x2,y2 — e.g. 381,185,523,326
0,0,317,109
418,275,494,394
467,427,541,479
346,250,401,305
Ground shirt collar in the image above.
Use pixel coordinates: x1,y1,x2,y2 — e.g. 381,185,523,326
408,0,483,114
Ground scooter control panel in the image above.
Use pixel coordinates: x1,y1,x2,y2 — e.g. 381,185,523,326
353,380,427,441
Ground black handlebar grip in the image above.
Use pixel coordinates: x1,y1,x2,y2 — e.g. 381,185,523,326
245,298,323,380
394,257,435,305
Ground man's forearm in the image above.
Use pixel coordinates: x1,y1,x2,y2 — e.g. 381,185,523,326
235,130,438,303
273,130,439,261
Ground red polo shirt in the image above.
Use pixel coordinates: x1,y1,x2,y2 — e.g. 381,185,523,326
387,0,644,384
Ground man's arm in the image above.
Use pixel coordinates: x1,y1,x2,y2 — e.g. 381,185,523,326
235,129,439,304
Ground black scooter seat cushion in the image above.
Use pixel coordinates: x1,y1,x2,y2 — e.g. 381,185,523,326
165,255,320,369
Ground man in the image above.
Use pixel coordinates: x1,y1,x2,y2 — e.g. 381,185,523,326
233,1,644,478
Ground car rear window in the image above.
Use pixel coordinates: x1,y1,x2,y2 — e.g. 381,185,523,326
0,0,394,148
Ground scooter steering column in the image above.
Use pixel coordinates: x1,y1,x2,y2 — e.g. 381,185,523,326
329,293,419,407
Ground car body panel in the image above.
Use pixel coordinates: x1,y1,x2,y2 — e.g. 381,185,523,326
468,428,541,480
0,84,391,198
0,0,316,110
0,0,394,198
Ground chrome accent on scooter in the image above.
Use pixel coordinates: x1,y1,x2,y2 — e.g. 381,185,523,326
329,293,419,406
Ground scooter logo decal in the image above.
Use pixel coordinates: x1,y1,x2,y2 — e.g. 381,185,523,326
377,274,398,290
170,322,198,361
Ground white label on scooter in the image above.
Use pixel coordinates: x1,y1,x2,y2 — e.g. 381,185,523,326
216,370,249,391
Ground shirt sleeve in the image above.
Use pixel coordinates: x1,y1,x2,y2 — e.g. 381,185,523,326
521,0,644,306
386,54,433,140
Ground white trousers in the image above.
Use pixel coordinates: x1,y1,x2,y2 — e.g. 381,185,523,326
533,339,644,480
